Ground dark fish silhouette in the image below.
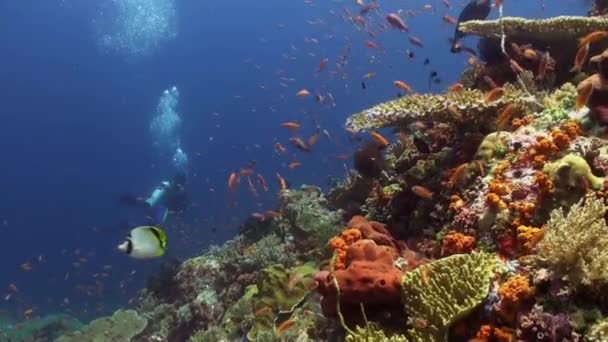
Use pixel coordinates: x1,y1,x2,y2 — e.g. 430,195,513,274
450,0,492,53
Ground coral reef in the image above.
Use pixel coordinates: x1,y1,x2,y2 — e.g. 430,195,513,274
56,310,147,342
401,252,497,342
0,314,82,342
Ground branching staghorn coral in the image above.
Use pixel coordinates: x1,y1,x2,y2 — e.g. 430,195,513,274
346,85,536,132
533,194,608,287
459,16,608,41
401,252,497,342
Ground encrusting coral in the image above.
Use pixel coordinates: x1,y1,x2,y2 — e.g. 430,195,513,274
401,252,497,342
532,194,608,287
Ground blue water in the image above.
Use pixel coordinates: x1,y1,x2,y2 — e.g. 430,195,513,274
0,0,588,321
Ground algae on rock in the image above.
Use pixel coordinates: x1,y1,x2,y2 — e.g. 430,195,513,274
247,263,318,341
401,252,497,342
281,185,343,254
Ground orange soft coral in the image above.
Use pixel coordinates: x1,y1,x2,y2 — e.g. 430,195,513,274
511,114,533,129
516,225,544,253
486,192,506,209
474,324,493,340
550,128,571,150
441,230,476,256
497,275,535,322
532,136,559,157
562,121,582,139
493,327,515,342
489,180,510,196
329,229,362,270
535,171,554,194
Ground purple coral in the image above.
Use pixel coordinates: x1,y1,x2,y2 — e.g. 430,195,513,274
517,304,579,342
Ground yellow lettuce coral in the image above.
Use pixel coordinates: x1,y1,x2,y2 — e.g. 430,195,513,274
401,252,497,342
533,194,608,286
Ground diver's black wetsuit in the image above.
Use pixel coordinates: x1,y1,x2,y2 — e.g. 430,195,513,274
450,0,492,52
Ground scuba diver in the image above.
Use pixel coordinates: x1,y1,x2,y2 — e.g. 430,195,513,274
450,0,492,53
119,172,189,226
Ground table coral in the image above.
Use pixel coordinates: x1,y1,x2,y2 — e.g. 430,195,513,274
459,16,608,41
401,252,497,342
346,85,534,132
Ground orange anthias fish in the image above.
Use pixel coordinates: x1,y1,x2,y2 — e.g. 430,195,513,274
276,173,289,191
442,15,457,26
536,51,550,81
509,59,525,74
408,36,424,47
246,176,258,197
296,89,311,97
370,131,390,148
412,185,433,200
276,319,297,336
363,72,376,79
484,87,505,103
447,163,468,189
274,142,287,154
307,133,319,147
256,173,269,192
365,40,379,49
228,172,239,192
254,306,273,317
280,122,301,130
289,137,310,151
576,81,593,112
393,80,413,93
316,57,328,73
497,104,516,131
288,162,302,169
448,82,464,92
571,43,589,73
578,30,608,47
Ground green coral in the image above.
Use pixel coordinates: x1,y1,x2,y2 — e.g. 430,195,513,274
474,132,511,165
346,323,410,342
587,317,608,342
459,16,608,41
56,310,147,342
543,154,604,207
533,194,608,287
221,284,258,339
247,263,317,341
188,326,228,342
346,84,535,131
536,83,578,129
281,185,343,253
402,252,497,342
